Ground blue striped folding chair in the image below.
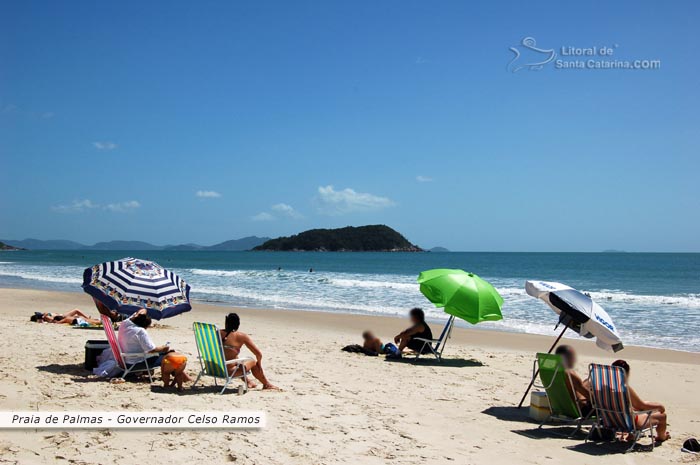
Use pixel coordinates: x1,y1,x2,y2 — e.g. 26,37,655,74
192,322,250,394
413,316,455,361
587,363,655,452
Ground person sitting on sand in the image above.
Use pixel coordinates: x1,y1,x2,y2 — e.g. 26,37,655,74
394,308,433,355
30,309,100,325
219,313,279,390
362,331,383,353
161,352,190,391
612,359,670,443
118,308,192,390
555,345,592,415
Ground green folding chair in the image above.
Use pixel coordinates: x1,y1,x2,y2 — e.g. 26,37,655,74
533,353,594,435
192,322,250,394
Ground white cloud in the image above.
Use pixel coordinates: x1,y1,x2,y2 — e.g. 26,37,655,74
196,190,222,198
51,199,99,213
105,200,141,212
252,212,275,222
93,141,118,151
53,199,140,213
271,203,303,219
416,175,433,183
317,185,395,215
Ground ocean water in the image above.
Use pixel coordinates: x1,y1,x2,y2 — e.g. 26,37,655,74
0,251,698,352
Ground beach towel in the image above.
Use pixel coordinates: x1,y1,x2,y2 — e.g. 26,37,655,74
342,344,378,356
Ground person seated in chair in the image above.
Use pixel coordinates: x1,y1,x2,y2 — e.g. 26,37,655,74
554,345,592,416
612,359,670,443
394,308,433,355
118,308,191,389
219,312,279,390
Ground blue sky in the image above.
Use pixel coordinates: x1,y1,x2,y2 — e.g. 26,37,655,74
1,1,698,251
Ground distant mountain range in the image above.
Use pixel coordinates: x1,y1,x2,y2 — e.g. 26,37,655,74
1,236,270,251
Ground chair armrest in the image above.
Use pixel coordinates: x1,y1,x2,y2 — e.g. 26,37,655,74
413,337,439,344
225,358,251,365
122,352,149,357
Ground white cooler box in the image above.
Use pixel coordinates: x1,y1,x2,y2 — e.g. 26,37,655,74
528,391,551,422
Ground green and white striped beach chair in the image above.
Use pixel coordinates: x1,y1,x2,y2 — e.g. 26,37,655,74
587,363,655,452
192,322,250,394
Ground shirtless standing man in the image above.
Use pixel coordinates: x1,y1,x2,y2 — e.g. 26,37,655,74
219,313,279,390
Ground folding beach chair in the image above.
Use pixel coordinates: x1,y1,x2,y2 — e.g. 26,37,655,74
413,315,455,361
100,314,156,383
192,322,250,394
532,353,594,435
587,363,656,452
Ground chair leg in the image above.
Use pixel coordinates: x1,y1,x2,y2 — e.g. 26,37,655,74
569,422,583,438
220,378,232,395
624,433,639,453
241,367,249,394
585,425,599,444
413,347,422,362
192,371,203,389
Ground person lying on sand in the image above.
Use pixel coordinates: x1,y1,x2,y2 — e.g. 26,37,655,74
555,345,592,416
393,308,433,356
220,312,279,390
118,308,192,390
30,309,100,325
612,359,671,443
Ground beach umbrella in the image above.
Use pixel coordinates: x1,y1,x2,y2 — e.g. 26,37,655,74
82,257,191,320
525,280,623,352
417,269,504,324
517,280,623,407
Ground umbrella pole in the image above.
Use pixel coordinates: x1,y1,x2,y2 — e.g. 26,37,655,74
516,324,569,408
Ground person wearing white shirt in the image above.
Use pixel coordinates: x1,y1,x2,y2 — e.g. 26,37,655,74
118,308,191,389
118,309,169,362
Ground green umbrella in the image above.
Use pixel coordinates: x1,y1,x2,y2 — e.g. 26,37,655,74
417,269,504,324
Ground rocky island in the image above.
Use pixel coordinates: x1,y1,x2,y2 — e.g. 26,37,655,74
0,241,25,251
253,225,423,252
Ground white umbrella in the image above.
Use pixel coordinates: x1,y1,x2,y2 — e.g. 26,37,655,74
517,280,623,408
525,280,623,352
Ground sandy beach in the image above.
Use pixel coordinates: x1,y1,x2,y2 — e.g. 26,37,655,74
1,287,698,465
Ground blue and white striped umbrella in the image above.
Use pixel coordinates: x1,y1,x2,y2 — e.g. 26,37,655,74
82,257,191,320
